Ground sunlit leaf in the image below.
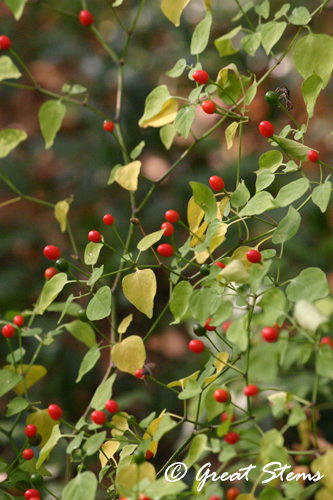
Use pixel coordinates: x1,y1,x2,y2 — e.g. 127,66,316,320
122,269,157,318
118,314,133,334
39,100,66,150
139,99,178,128
111,335,146,375
160,0,191,26
37,424,61,468
54,200,70,233
99,440,120,468
115,161,141,191
0,128,27,158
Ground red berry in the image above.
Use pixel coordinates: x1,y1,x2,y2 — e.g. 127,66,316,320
205,318,216,332
139,495,152,500
91,410,106,425
224,432,239,444
189,339,205,354
13,315,24,327
202,101,216,114
214,389,229,403
29,497,40,500
227,487,240,500
161,222,174,237
209,176,224,191
145,449,153,459
222,321,231,333
88,230,101,243
259,121,274,138
43,245,61,261
48,404,63,420
214,261,226,269
25,424,37,438
320,337,333,348
246,249,261,263
105,399,119,413
243,385,259,397
79,10,94,26
221,412,235,423
44,267,58,279
157,243,174,257
2,324,15,338
103,120,114,132
261,326,279,343
23,448,34,460
209,496,221,500
25,490,40,500
192,69,209,84
103,214,114,225
308,149,319,162
135,368,145,379
165,210,179,223
0,35,11,50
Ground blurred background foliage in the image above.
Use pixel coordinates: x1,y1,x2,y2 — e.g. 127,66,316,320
0,0,333,495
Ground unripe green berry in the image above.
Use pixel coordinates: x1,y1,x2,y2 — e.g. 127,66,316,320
265,91,279,105
133,450,145,465
200,264,210,276
193,324,206,337
55,258,69,272
78,310,88,322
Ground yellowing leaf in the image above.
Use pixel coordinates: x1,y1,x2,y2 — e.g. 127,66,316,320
217,197,229,218
161,0,191,26
4,364,47,395
26,408,59,447
116,462,156,497
231,246,254,270
311,450,333,492
187,196,205,233
225,121,239,149
194,222,227,264
99,440,120,468
204,0,211,10
111,412,129,437
190,221,208,247
122,269,157,318
115,161,141,191
118,314,133,335
219,259,249,284
237,496,257,500
111,335,146,375
168,371,200,389
143,410,166,456
315,488,333,500
54,200,70,233
139,99,178,128
204,352,229,383
217,63,240,87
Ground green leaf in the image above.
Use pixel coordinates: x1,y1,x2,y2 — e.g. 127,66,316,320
225,121,239,149
260,289,287,325
293,33,333,89
289,7,311,26
137,229,165,252
254,0,269,18
86,286,111,321
84,242,104,266
190,181,217,223
241,32,261,56
62,471,97,500
272,206,301,244
191,9,212,55
76,346,101,383
214,26,242,57
70,84,88,95
232,1,253,21
245,77,257,105
47,302,82,316
274,178,310,208
0,129,27,158
170,281,193,324
130,141,145,160
37,424,61,468
0,56,22,81
3,0,28,19
21,327,43,337
174,105,196,139
226,314,248,351
261,21,287,55
87,265,104,287
220,259,249,284
145,477,187,498
35,273,68,315
231,180,250,208
286,268,329,302
107,164,122,185
256,171,275,192
287,404,306,426
218,73,251,105
189,288,215,325
274,4,290,19
294,300,329,334
283,160,298,173
38,100,66,150
183,434,207,468
153,414,177,441
139,85,170,124
19,457,52,476
258,150,283,172
63,320,97,349
6,347,26,364
260,488,283,500
160,124,176,150
273,135,310,161
83,431,106,455
312,182,332,213
301,73,323,119
66,432,84,454
90,374,116,410
316,345,333,379
218,443,237,462
249,261,272,294
6,396,29,416
210,300,233,327
178,378,201,400
239,191,275,217
166,58,187,77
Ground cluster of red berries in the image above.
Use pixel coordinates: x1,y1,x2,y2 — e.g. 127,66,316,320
90,399,119,424
157,210,179,257
22,424,39,461
2,315,25,338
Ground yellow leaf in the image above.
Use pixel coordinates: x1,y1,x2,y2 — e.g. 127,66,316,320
160,0,191,26
26,408,59,447
116,462,156,497
143,410,166,456
225,121,239,150
218,259,249,284
187,196,205,233
204,0,211,10
4,364,47,395
118,314,133,335
54,200,70,233
194,222,227,264
122,269,156,318
139,99,178,128
315,488,333,500
217,63,240,87
311,450,333,493
168,371,200,389
190,221,208,247
217,197,229,219
115,161,141,191
111,412,129,437
231,246,253,270
99,440,120,468
112,335,146,375
204,352,228,384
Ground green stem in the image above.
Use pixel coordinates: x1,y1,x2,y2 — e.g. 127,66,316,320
90,26,120,64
